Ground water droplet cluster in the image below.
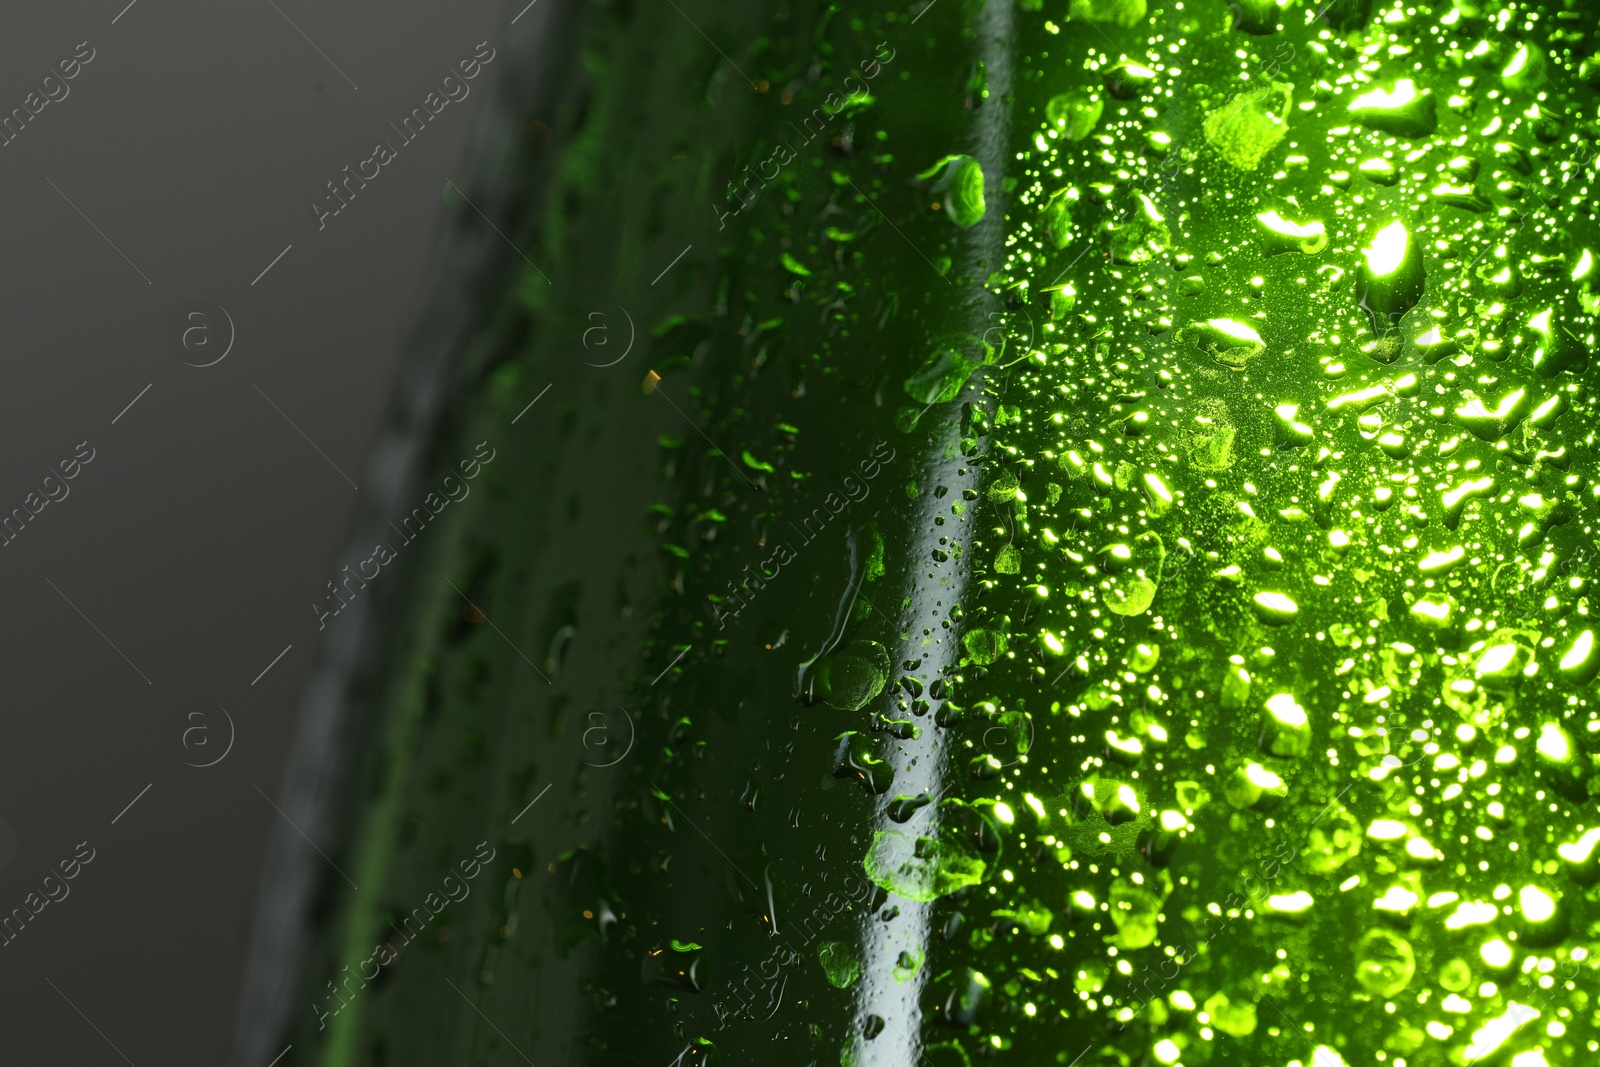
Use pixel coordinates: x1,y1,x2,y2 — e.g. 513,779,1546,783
937,2,1600,1064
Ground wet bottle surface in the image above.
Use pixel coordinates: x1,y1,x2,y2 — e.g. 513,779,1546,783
289,1,1600,1066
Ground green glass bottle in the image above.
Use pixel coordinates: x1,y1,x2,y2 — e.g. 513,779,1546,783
267,0,1600,1065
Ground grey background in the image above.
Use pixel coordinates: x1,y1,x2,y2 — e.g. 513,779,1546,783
0,0,535,1060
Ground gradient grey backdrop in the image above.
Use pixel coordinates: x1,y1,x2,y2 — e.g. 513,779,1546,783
0,0,541,1061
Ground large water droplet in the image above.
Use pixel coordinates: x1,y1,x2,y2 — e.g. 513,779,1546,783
819,639,891,712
